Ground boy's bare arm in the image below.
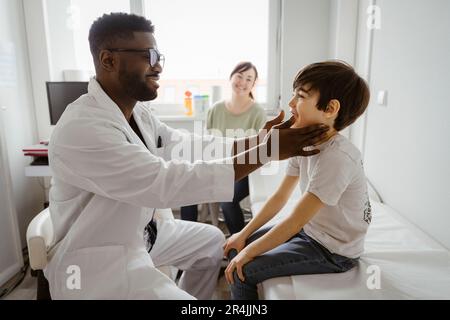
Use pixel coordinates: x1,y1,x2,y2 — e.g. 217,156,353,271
239,175,299,239
225,192,324,284
243,192,324,258
223,175,299,258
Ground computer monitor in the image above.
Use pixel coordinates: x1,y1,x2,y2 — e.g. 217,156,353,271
46,81,88,125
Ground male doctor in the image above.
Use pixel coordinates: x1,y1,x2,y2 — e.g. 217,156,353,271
44,13,328,299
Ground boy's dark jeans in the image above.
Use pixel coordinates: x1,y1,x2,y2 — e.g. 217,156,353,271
219,176,249,234
228,227,359,300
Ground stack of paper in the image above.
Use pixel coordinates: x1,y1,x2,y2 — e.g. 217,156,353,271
22,144,48,157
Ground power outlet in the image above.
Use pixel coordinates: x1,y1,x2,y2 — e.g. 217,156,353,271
377,90,388,107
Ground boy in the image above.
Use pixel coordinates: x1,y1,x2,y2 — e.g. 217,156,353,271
223,61,371,300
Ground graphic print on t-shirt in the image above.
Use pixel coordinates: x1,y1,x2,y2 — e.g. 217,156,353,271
364,199,372,224
360,159,372,225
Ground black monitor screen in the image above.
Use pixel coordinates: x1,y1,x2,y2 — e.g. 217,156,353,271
46,81,88,125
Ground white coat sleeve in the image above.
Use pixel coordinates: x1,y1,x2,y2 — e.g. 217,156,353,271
49,119,235,209
153,116,235,162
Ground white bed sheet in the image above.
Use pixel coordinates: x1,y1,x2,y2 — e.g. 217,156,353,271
251,200,450,300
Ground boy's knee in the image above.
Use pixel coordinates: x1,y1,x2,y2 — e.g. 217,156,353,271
229,267,252,289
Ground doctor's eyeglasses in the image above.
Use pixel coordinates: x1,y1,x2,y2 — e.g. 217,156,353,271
107,48,165,69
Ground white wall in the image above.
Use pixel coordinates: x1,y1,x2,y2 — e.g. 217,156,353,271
0,115,23,286
328,0,359,64
362,0,450,248
279,0,331,113
23,0,53,141
350,0,373,152
0,0,45,246
328,0,360,139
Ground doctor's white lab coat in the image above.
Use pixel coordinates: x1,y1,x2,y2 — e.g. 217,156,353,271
44,79,235,299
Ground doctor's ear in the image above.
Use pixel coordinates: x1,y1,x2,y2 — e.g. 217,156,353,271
325,99,340,118
98,50,117,72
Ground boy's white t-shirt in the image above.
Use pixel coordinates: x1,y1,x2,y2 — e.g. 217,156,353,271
286,134,372,258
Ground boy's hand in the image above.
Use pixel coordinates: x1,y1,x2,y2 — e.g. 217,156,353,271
225,249,254,284
223,232,247,257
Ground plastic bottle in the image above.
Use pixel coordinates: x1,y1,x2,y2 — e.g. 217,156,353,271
193,95,203,116
202,95,210,113
193,95,210,117
184,91,193,116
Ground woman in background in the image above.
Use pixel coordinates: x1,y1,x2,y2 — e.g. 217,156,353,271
181,61,266,234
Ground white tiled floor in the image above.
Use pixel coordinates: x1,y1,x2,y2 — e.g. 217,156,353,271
2,268,36,300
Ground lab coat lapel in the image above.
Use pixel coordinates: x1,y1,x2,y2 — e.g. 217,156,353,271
88,78,147,149
132,104,157,152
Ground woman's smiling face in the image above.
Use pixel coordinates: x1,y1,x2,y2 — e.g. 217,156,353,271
230,68,256,97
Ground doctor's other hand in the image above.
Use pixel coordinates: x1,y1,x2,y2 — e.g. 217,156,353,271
258,109,285,140
223,231,247,258
258,110,303,144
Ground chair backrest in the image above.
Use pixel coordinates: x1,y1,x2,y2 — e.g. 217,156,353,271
26,208,55,270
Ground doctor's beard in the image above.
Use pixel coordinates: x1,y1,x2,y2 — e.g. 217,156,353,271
118,68,158,102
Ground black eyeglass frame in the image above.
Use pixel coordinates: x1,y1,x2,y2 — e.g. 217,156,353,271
106,48,165,68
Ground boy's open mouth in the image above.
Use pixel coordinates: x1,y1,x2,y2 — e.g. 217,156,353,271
290,108,299,120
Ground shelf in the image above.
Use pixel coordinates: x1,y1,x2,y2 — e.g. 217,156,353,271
156,114,206,122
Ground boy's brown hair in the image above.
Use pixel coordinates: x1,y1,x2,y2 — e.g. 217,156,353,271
293,60,370,131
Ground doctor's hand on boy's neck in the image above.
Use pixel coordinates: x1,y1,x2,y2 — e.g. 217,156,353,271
289,83,339,146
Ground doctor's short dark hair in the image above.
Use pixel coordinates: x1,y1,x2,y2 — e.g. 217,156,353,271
293,60,370,131
88,12,154,64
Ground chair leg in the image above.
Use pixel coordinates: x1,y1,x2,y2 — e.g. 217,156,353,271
199,204,208,223
36,270,51,300
30,269,38,277
208,203,220,226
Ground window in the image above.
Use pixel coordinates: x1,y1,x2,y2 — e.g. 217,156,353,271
45,0,130,79
70,0,131,72
43,0,280,110
143,0,271,108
